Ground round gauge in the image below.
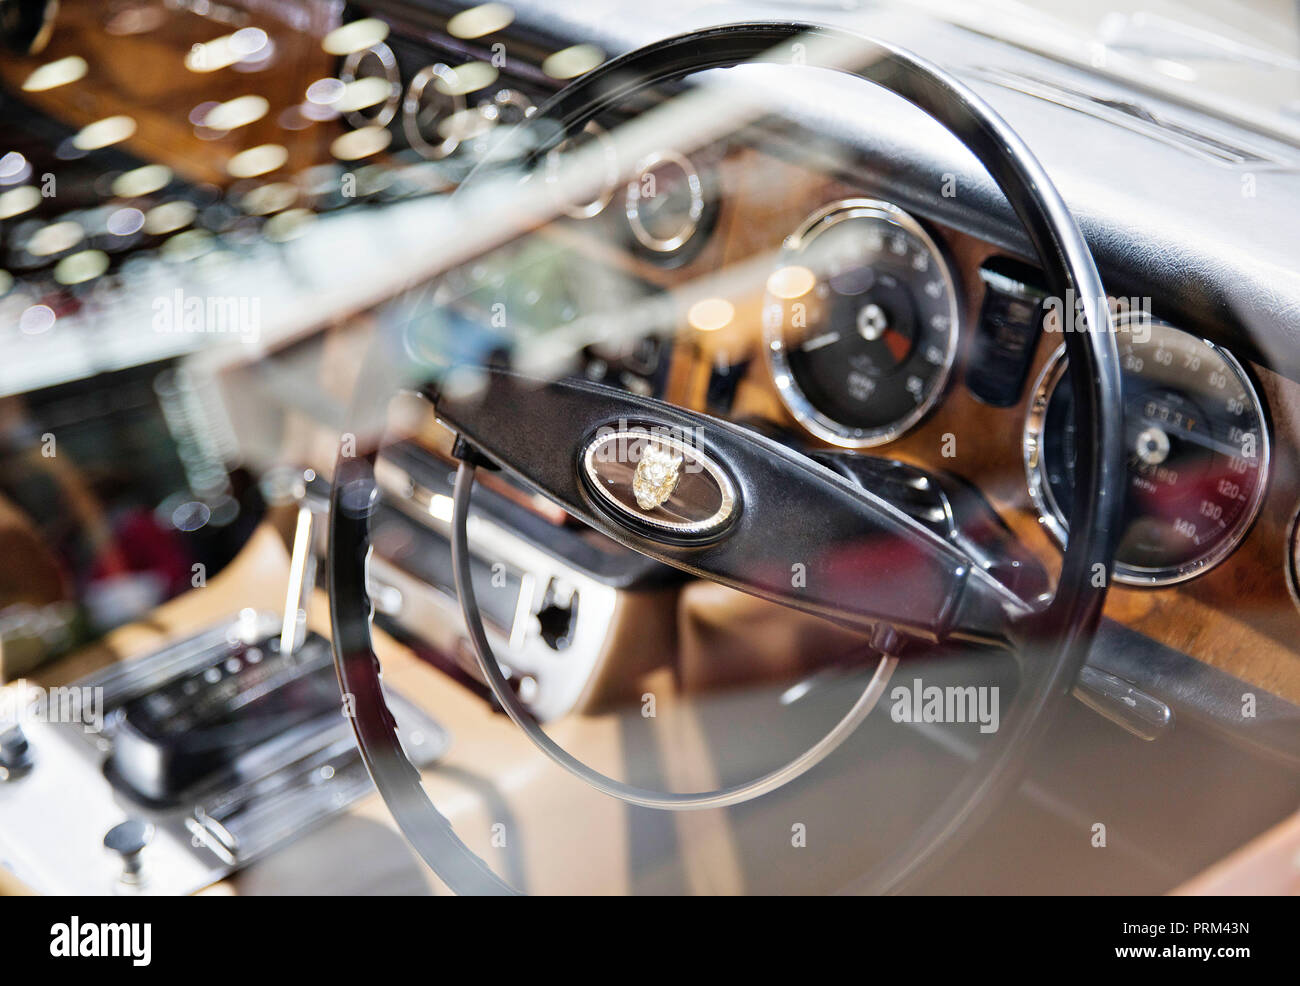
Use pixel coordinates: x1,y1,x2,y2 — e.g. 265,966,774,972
764,199,960,448
340,44,401,129
1024,317,1270,586
543,121,616,220
485,88,534,127
624,150,715,262
1287,507,1300,613
402,65,466,160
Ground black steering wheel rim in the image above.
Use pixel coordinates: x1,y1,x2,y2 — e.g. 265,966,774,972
328,21,1126,895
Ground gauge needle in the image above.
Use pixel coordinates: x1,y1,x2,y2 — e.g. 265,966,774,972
802,331,841,352
1147,421,1250,459
881,327,910,363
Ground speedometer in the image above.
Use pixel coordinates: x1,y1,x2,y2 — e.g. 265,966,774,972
1024,317,1270,585
764,199,959,447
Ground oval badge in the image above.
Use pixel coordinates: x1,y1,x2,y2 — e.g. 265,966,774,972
580,426,737,538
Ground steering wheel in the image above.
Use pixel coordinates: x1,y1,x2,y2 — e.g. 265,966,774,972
329,22,1125,895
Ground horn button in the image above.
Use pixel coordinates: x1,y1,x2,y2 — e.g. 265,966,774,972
580,425,738,540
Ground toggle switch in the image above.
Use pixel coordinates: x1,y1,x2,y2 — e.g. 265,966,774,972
104,819,154,887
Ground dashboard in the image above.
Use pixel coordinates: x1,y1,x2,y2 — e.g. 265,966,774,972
2,0,1298,713
427,129,1300,706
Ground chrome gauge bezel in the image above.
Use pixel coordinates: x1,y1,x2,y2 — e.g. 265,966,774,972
624,149,706,254
544,121,617,220
1286,505,1300,614
764,198,960,449
1023,318,1272,587
340,43,402,129
401,64,467,161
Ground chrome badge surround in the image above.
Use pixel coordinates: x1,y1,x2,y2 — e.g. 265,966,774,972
580,426,737,538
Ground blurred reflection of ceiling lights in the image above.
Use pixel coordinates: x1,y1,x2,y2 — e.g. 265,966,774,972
277,106,315,130
73,116,137,151
335,77,395,113
20,305,56,335
340,44,400,127
264,208,316,242
322,18,389,56
188,101,219,127
144,200,197,235
0,185,41,219
438,107,494,143
448,2,515,39
104,4,167,36
22,55,88,92
688,297,735,332
227,143,288,178
233,39,277,73
299,101,341,123
241,182,298,215
171,501,211,532
331,126,393,161
542,44,604,80
0,152,31,185
112,164,172,198
185,28,269,73
27,220,85,257
54,250,109,286
306,78,346,105
435,61,498,96
106,207,146,236
161,229,214,263
766,265,816,300
203,95,270,131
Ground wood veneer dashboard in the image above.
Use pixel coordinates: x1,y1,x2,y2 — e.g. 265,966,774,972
524,141,1300,706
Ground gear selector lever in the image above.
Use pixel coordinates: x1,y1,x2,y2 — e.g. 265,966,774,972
107,471,341,802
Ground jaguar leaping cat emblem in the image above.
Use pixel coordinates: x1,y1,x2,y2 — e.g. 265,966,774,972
632,443,683,511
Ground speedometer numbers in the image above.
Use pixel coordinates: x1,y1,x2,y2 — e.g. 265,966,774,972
1025,317,1270,586
764,199,959,448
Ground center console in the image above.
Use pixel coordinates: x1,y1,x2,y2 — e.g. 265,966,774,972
367,438,680,721
0,490,447,897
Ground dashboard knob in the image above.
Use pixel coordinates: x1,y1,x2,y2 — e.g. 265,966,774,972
103,819,154,885
0,723,33,777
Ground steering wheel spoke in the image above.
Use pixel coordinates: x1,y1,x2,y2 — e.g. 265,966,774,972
428,368,1031,647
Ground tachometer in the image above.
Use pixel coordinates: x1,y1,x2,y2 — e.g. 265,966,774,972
764,199,959,447
1024,317,1270,585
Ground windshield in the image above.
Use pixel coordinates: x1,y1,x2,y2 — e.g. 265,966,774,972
903,0,1300,140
